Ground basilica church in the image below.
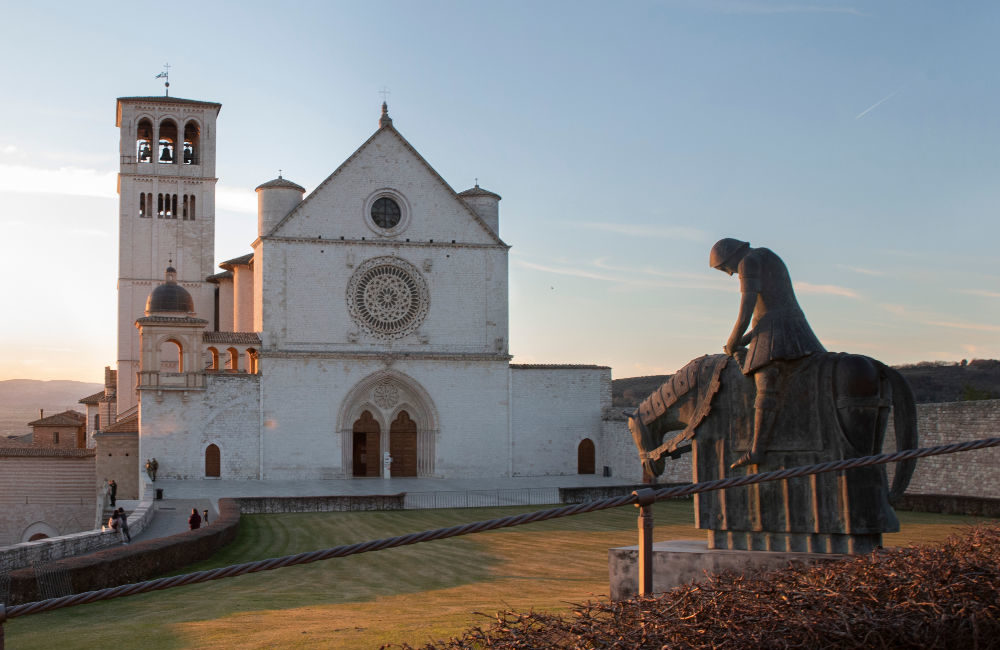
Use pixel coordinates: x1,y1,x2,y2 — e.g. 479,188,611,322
89,94,634,496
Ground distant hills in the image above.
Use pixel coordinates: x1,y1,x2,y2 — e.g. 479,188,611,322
2,362,997,437
0,379,103,437
612,359,1000,407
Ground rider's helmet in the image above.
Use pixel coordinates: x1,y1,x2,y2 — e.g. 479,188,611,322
709,238,750,270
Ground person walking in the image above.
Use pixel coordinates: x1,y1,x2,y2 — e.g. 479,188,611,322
108,510,125,544
109,479,117,507
188,508,202,530
116,507,131,543
202,509,210,525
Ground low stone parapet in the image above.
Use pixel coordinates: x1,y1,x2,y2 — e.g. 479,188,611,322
233,494,405,514
5,498,240,605
0,491,156,573
608,540,843,600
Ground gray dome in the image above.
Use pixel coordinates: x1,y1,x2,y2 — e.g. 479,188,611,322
146,267,194,314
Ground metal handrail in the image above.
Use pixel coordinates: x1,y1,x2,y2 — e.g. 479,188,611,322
2,436,998,646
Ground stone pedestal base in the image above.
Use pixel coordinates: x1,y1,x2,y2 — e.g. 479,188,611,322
608,540,845,601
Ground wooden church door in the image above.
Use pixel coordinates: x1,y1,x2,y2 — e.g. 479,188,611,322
353,411,381,477
577,438,595,474
205,444,221,477
389,411,417,477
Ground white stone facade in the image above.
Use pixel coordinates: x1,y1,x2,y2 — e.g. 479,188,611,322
115,97,624,489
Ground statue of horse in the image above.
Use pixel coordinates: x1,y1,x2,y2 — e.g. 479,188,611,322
627,352,918,554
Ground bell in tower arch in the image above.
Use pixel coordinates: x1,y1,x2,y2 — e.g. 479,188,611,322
159,145,173,163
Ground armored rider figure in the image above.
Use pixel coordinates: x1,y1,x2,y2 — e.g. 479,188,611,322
710,238,826,469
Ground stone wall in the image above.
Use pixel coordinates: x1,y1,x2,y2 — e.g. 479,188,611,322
0,489,156,573
139,372,261,487
94,431,140,500
510,366,610,476
0,449,97,546
885,399,1000,498
5,497,236,605
601,411,692,485
606,398,1000,497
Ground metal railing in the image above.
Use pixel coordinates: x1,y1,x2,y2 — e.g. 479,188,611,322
2,436,999,648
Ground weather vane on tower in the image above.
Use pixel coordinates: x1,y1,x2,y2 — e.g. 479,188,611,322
155,63,171,96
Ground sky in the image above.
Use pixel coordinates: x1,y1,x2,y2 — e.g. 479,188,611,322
0,0,997,383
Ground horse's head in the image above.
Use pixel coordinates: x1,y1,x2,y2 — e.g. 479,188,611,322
627,354,730,478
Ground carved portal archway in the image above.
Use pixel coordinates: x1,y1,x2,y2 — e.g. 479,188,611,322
338,371,438,478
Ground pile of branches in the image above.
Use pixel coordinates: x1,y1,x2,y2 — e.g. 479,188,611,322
399,523,1000,649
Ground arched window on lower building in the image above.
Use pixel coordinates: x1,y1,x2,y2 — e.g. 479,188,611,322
28,533,49,541
205,444,221,477
577,438,596,474
247,348,259,374
206,347,219,371
226,347,239,372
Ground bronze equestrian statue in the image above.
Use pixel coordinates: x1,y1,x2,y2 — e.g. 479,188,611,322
627,239,918,554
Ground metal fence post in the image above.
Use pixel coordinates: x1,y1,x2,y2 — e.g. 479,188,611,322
633,488,657,596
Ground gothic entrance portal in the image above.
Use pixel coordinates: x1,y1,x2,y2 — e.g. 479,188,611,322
339,371,439,479
352,410,381,477
390,411,417,477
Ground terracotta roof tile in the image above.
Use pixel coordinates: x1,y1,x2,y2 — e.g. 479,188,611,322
28,410,86,427
203,332,262,345
510,364,610,370
0,447,95,458
220,253,253,270
79,390,105,405
103,412,138,433
135,316,209,325
117,96,221,108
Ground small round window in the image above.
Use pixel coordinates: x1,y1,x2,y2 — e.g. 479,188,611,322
370,197,401,229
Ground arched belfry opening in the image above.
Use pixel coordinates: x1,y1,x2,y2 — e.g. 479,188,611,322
158,118,178,163
159,339,183,372
339,371,439,478
136,118,153,163
183,120,200,164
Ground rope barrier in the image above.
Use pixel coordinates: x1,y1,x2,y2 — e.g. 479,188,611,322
4,436,999,623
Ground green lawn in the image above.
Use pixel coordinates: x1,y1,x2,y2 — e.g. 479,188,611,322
5,502,990,649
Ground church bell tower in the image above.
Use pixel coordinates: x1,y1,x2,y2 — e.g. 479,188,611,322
115,95,221,413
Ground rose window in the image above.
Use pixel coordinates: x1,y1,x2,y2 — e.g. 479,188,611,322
348,257,429,339
373,382,400,409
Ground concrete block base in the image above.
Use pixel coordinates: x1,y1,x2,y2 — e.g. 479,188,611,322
608,539,845,601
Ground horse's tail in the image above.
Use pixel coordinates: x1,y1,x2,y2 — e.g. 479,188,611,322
877,361,918,503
